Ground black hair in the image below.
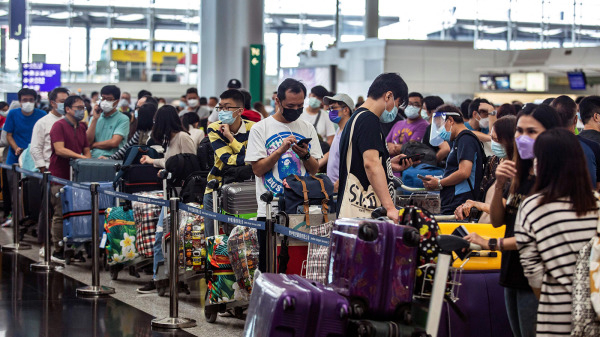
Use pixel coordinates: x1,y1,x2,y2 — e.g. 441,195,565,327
493,115,517,159
468,98,490,118
579,95,600,124
423,96,444,113
512,103,523,113
541,97,555,105
185,87,198,96
49,87,69,103
219,89,246,108
91,91,99,98
575,95,585,105
434,104,464,124
0,102,7,110
142,95,158,108
549,95,577,127
136,103,156,132
209,96,218,102
239,89,252,110
18,88,37,101
137,90,152,100
366,73,408,107
277,78,307,103
408,92,423,100
497,103,517,119
460,99,472,117
101,85,121,100
199,97,208,105
310,85,330,100
64,95,83,111
533,128,595,216
182,112,200,130
152,105,188,146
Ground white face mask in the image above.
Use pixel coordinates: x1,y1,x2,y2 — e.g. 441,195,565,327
100,100,115,113
479,117,490,129
187,99,199,108
21,102,34,113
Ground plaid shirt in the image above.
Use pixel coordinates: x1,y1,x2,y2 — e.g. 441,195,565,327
132,191,164,258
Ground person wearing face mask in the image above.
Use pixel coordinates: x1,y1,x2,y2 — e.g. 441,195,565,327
464,104,560,337
30,87,68,174
48,95,92,263
203,89,256,237
386,92,429,156
299,85,336,146
421,104,485,214
117,91,132,115
86,85,130,158
467,98,496,137
454,115,516,223
104,103,157,161
181,112,205,147
421,96,450,161
578,95,600,144
0,102,9,128
319,93,354,191
336,73,409,223
246,78,323,272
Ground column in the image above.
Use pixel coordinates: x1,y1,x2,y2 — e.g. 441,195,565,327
364,0,379,39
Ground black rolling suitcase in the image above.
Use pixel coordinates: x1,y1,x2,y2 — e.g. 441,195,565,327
118,164,162,194
21,176,42,226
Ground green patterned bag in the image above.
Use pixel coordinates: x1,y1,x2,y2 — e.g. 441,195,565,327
206,234,236,304
104,207,141,265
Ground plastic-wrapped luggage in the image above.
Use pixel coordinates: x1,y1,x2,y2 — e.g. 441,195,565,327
71,158,119,183
132,190,164,258
327,218,420,319
61,182,115,243
227,225,259,300
104,206,141,265
397,192,441,215
206,233,236,304
221,181,257,219
244,273,350,337
178,206,206,272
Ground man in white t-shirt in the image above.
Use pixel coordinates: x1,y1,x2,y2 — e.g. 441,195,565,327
299,85,336,147
246,78,323,272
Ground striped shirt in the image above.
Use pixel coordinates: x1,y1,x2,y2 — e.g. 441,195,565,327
515,194,598,336
205,120,255,194
109,130,151,160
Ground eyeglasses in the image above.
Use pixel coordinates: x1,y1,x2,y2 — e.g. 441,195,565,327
215,106,241,112
72,105,86,110
408,102,422,108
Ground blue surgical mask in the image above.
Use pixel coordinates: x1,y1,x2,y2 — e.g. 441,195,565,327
74,109,86,122
134,109,139,119
308,97,321,109
438,125,452,142
491,140,507,158
57,103,65,115
404,105,420,119
270,100,276,109
219,110,236,125
329,109,341,124
380,106,398,123
421,109,430,120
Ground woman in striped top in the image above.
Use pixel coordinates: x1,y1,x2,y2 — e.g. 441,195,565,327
106,103,156,160
515,128,598,337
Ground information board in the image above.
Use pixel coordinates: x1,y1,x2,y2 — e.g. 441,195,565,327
22,63,61,93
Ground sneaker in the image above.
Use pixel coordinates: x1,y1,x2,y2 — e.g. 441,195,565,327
39,246,45,258
51,251,66,264
136,282,156,294
1,219,12,227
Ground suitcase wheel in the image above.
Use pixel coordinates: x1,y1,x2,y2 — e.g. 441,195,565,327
396,303,413,324
157,286,167,297
233,306,244,319
110,268,119,280
205,310,218,323
357,324,373,337
350,298,367,318
128,266,140,278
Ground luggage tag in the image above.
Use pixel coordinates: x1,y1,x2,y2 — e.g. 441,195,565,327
100,233,107,249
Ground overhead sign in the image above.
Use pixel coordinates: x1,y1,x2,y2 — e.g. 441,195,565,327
22,63,61,93
249,44,264,105
9,0,27,40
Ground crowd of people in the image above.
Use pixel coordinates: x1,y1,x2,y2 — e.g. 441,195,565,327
1,72,599,336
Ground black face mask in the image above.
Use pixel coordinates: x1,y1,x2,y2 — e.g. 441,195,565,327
281,107,303,122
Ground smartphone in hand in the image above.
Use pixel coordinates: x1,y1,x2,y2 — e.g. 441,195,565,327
417,174,429,180
297,138,312,147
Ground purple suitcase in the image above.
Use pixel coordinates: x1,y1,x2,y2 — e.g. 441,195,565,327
326,218,421,320
243,273,349,337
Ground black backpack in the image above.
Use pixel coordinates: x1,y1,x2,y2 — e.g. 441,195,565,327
165,153,203,187
180,172,207,204
401,141,438,167
197,137,215,172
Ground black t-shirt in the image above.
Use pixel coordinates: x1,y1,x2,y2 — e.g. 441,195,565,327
580,129,600,145
578,135,600,186
439,130,484,214
500,175,535,289
336,108,394,214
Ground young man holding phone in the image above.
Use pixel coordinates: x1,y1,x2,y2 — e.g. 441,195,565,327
246,78,323,272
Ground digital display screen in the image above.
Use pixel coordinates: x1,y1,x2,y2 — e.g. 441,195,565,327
479,75,495,90
494,75,510,90
22,63,61,93
567,72,586,90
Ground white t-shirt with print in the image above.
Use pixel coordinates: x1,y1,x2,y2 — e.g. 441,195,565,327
245,117,324,217
299,109,336,141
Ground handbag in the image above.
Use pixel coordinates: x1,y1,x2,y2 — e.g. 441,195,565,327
279,174,334,227
338,110,382,218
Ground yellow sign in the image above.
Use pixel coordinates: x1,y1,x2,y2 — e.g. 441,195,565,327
111,50,186,64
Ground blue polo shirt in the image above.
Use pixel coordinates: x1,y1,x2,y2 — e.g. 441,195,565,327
3,108,46,165
91,111,130,158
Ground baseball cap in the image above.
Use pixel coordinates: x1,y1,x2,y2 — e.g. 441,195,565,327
323,93,354,111
227,79,242,89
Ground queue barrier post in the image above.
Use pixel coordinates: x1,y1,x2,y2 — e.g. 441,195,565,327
2,164,31,251
261,192,277,273
76,182,115,297
31,172,56,271
152,197,196,329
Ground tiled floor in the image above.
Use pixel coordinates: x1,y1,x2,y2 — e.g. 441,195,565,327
0,227,245,337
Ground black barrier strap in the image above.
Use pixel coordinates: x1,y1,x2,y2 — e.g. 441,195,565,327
274,223,329,246
99,189,170,208
178,203,266,231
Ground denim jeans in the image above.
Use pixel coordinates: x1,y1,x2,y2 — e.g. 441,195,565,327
152,208,165,280
504,287,539,337
203,193,214,237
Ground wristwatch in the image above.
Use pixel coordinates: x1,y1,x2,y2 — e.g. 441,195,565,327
300,152,311,161
488,238,498,251
437,178,443,191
